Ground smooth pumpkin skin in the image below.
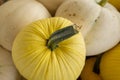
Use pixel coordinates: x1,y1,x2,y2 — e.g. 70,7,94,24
0,46,21,80
12,17,86,80
100,43,120,80
55,0,120,56
0,0,51,51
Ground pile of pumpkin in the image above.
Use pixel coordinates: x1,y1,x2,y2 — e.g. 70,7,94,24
0,0,120,80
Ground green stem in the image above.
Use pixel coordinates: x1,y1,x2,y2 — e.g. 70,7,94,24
47,24,81,51
96,0,108,6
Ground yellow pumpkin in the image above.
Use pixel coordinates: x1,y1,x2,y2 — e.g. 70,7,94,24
100,43,120,80
12,17,86,80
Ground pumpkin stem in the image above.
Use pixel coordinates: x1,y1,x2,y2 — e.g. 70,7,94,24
47,24,80,51
93,54,103,74
96,0,108,6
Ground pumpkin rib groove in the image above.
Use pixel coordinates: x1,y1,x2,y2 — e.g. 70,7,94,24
60,50,75,79
55,51,64,80
59,48,76,77
16,47,47,74
31,49,51,80
33,22,49,39
25,48,48,79
26,25,46,41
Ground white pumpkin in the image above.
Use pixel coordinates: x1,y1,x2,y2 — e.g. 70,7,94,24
0,46,21,80
0,0,51,51
55,0,120,56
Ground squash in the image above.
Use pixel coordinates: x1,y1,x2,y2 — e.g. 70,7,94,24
0,46,21,80
100,43,120,80
37,0,67,16
12,17,86,80
80,57,101,80
108,0,120,11
55,0,120,56
0,0,51,51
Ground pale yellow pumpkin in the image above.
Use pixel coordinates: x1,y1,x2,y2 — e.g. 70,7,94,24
0,0,51,51
12,17,86,80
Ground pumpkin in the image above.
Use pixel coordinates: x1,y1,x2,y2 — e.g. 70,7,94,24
37,0,67,16
100,43,120,80
108,0,120,11
12,17,86,80
0,46,21,80
55,0,120,56
80,57,101,80
0,0,51,51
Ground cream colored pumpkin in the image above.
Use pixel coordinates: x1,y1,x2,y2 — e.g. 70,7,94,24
55,0,120,56
0,0,51,51
12,17,86,80
0,46,21,80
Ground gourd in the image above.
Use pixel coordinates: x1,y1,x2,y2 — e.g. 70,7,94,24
0,0,51,51
100,43,120,80
0,46,21,80
80,57,101,80
37,0,66,16
12,17,86,80
55,0,120,56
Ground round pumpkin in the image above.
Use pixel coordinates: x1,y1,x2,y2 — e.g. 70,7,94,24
55,0,120,56
0,0,51,51
12,17,86,80
0,46,21,80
